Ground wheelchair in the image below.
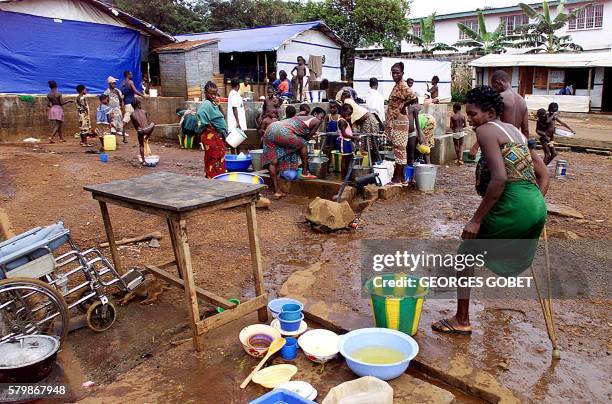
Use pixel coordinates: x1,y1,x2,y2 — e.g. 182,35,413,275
0,221,144,343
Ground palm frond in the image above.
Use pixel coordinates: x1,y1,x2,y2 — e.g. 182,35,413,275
457,23,481,41
477,11,487,36
405,33,423,45
543,0,551,23
431,43,458,52
519,3,542,20
454,40,482,48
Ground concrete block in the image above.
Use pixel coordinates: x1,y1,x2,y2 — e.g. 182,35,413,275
431,131,477,165
378,185,401,200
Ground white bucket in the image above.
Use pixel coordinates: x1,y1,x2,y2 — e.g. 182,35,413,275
307,90,326,103
373,164,391,185
149,88,158,98
226,127,247,148
415,164,438,192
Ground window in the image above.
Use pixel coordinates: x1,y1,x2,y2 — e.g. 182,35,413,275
412,24,421,38
569,4,604,30
500,14,529,36
459,19,479,40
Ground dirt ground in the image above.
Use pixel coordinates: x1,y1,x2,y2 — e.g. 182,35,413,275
0,139,610,403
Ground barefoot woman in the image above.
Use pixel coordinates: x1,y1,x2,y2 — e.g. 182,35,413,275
262,107,326,198
432,86,548,335
197,81,228,178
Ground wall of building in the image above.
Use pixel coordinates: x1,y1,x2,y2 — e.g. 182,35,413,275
185,44,220,97
158,52,187,98
276,29,342,81
0,95,185,143
402,0,612,53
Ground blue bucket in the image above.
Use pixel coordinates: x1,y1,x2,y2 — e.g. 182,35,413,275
278,312,304,332
280,303,303,321
280,337,298,360
404,165,414,182
99,153,108,162
268,298,304,318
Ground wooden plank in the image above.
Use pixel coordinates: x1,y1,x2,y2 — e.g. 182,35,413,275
92,194,179,219
145,264,236,309
167,218,183,279
196,294,268,335
98,201,124,275
246,201,268,322
168,218,203,351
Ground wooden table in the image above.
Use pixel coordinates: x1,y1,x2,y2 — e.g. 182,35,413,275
84,172,268,351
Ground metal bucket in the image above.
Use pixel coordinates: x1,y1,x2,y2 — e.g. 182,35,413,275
378,150,395,161
350,165,373,182
308,156,329,179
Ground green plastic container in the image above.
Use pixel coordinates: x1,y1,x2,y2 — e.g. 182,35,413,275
365,274,428,336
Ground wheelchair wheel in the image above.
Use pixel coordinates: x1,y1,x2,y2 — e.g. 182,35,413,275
0,277,70,344
86,300,116,332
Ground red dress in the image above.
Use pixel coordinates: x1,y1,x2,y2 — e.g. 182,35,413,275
201,126,226,178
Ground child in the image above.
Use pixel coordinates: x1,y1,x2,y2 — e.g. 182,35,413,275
426,76,440,103
259,109,279,146
130,99,155,166
258,86,280,127
535,104,574,166
75,84,93,147
298,103,311,116
239,77,252,97
337,103,356,179
291,56,310,102
322,101,340,166
450,102,467,165
406,96,423,168
95,94,112,151
176,108,201,149
285,105,297,119
46,80,73,143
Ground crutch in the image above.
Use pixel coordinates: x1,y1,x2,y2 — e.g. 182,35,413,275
530,226,561,359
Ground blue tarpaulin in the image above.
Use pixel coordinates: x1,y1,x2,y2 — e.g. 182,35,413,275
0,11,141,94
176,21,328,53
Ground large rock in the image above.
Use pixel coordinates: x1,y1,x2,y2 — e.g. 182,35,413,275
547,203,584,219
305,197,355,230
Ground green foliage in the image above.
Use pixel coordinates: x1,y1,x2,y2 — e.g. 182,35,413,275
405,13,458,54
451,61,472,103
454,11,515,55
513,0,587,53
205,0,302,31
114,0,209,35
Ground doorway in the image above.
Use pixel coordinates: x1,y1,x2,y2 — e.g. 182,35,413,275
602,67,612,112
519,67,534,96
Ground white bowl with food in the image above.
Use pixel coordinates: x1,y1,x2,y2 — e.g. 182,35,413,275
297,329,340,363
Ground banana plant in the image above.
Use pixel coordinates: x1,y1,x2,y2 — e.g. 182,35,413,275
513,0,589,53
405,12,458,54
454,10,515,55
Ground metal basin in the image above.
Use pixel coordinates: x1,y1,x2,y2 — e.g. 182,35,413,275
308,156,329,179
350,165,373,181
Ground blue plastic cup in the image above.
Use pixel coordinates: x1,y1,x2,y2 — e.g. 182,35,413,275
100,153,109,163
280,303,303,321
278,312,304,332
280,337,298,360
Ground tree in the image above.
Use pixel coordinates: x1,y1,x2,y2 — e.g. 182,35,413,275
513,0,588,53
405,13,457,54
454,11,514,55
113,0,209,35
205,0,299,31
298,0,411,50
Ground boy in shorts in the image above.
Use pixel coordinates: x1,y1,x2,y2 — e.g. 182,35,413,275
130,99,156,166
450,102,467,165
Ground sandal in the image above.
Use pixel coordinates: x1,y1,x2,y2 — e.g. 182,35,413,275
300,173,317,179
274,192,286,199
431,318,472,335
122,140,129,144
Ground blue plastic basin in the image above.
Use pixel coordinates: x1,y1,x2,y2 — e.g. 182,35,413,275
338,327,419,380
249,389,315,404
268,298,304,318
225,154,252,172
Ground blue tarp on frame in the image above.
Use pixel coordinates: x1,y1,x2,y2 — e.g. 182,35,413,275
0,11,141,94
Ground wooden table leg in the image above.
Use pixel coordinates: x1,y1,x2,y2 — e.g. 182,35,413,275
98,201,124,275
166,218,182,279
168,217,203,351
246,201,268,322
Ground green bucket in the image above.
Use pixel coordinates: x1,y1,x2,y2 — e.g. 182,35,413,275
365,274,428,336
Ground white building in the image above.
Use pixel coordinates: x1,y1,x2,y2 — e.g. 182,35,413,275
402,0,612,54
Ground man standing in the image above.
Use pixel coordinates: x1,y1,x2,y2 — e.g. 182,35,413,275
239,77,252,97
366,77,385,124
104,77,125,143
228,78,247,133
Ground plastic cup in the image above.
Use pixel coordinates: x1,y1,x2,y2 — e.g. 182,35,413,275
280,337,298,360
100,153,108,162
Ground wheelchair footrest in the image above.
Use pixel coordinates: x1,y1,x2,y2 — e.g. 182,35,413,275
122,269,145,291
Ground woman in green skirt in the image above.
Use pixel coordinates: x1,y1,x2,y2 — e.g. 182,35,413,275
432,86,549,335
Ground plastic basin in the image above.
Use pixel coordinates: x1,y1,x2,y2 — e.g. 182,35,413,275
226,154,252,172
249,388,315,404
268,298,303,318
278,312,304,332
213,172,264,184
338,328,419,380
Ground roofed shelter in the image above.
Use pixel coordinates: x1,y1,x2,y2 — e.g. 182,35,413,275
469,52,612,112
0,0,174,94
176,21,350,98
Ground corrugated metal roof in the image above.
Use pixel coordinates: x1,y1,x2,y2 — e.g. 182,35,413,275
176,21,349,53
469,52,612,67
155,39,219,53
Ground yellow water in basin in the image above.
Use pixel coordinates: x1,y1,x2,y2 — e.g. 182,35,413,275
350,346,406,365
